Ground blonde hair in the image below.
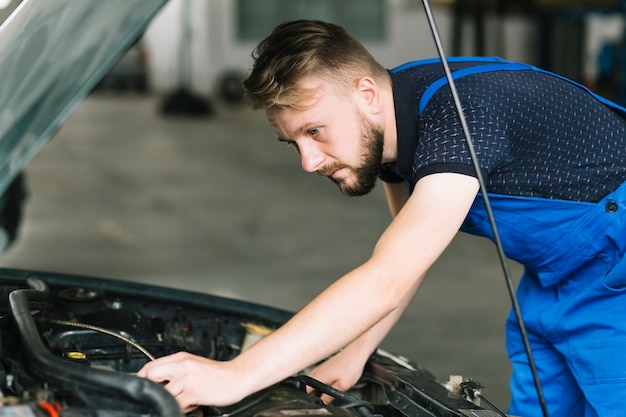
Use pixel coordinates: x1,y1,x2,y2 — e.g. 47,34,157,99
242,20,389,110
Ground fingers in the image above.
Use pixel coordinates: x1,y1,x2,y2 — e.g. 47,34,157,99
136,353,245,409
306,361,361,405
151,373,200,412
137,352,206,411
319,393,335,405
137,352,192,380
304,375,341,405
176,390,201,413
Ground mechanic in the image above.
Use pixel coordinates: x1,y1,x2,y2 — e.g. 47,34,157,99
138,20,626,417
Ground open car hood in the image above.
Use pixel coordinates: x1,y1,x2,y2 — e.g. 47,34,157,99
0,2,506,417
0,0,166,196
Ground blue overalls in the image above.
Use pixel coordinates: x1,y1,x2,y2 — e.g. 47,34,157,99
463,187,626,416
421,59,626,416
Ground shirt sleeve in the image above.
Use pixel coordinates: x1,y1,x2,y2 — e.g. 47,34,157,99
413,101,509,182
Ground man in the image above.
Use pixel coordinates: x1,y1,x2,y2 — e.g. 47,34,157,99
139,20,626,416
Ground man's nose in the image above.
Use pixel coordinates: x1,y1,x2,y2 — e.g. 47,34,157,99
299,142,324,173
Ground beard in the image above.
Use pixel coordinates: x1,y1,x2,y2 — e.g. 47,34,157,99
328,116,384,197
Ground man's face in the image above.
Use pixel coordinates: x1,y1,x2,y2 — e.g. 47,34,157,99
266,80,384,197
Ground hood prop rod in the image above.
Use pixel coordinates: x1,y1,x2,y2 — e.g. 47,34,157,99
419,2,549,416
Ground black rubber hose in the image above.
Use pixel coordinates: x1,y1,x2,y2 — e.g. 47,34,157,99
9,277,183,417
295,375,382,417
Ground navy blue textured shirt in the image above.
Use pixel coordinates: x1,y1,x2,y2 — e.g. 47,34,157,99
381,58,626,203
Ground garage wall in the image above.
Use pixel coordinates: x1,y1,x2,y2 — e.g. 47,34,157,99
142,0,536,96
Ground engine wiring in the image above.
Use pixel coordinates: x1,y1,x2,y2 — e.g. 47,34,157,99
35,316,156,361
458,380,508,417
38,400,60,417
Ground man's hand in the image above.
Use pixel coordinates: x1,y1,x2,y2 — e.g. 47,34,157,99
307,349,367,403
137,352,247,412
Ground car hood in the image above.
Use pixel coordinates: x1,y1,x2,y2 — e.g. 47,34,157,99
0,0,167,195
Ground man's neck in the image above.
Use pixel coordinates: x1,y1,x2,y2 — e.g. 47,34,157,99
381,85,398,164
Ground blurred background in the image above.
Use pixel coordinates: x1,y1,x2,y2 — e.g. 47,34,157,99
79,0,626,106
0,0,625,411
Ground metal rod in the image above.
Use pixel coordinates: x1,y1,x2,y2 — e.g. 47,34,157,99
419,1,550,416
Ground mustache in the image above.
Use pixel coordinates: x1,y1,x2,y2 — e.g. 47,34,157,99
315,164,343,177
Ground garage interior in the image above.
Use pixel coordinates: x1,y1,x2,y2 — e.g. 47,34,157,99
1,0,625,411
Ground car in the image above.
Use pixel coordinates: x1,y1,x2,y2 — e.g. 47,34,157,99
1,267,504,417
0,1,507,416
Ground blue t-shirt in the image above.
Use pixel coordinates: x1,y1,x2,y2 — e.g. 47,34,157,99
381,58,626,203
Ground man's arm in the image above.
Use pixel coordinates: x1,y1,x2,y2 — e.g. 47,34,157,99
307,180,414,398
138,173,479,411
383,181,409,217
307,273,423,402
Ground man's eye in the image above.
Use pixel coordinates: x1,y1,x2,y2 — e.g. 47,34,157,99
309,128,319,136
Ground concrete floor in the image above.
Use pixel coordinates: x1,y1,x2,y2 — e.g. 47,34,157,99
0,92,523,411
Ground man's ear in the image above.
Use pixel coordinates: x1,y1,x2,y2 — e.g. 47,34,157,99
354,77,382,115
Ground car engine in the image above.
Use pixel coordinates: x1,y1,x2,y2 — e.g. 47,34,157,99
0,268,506,417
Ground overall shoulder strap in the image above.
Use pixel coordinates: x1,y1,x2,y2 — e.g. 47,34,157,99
391,56,509,73
419,62,529,113
396,56,626,116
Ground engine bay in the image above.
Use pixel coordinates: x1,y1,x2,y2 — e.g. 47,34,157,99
0,268,504,417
